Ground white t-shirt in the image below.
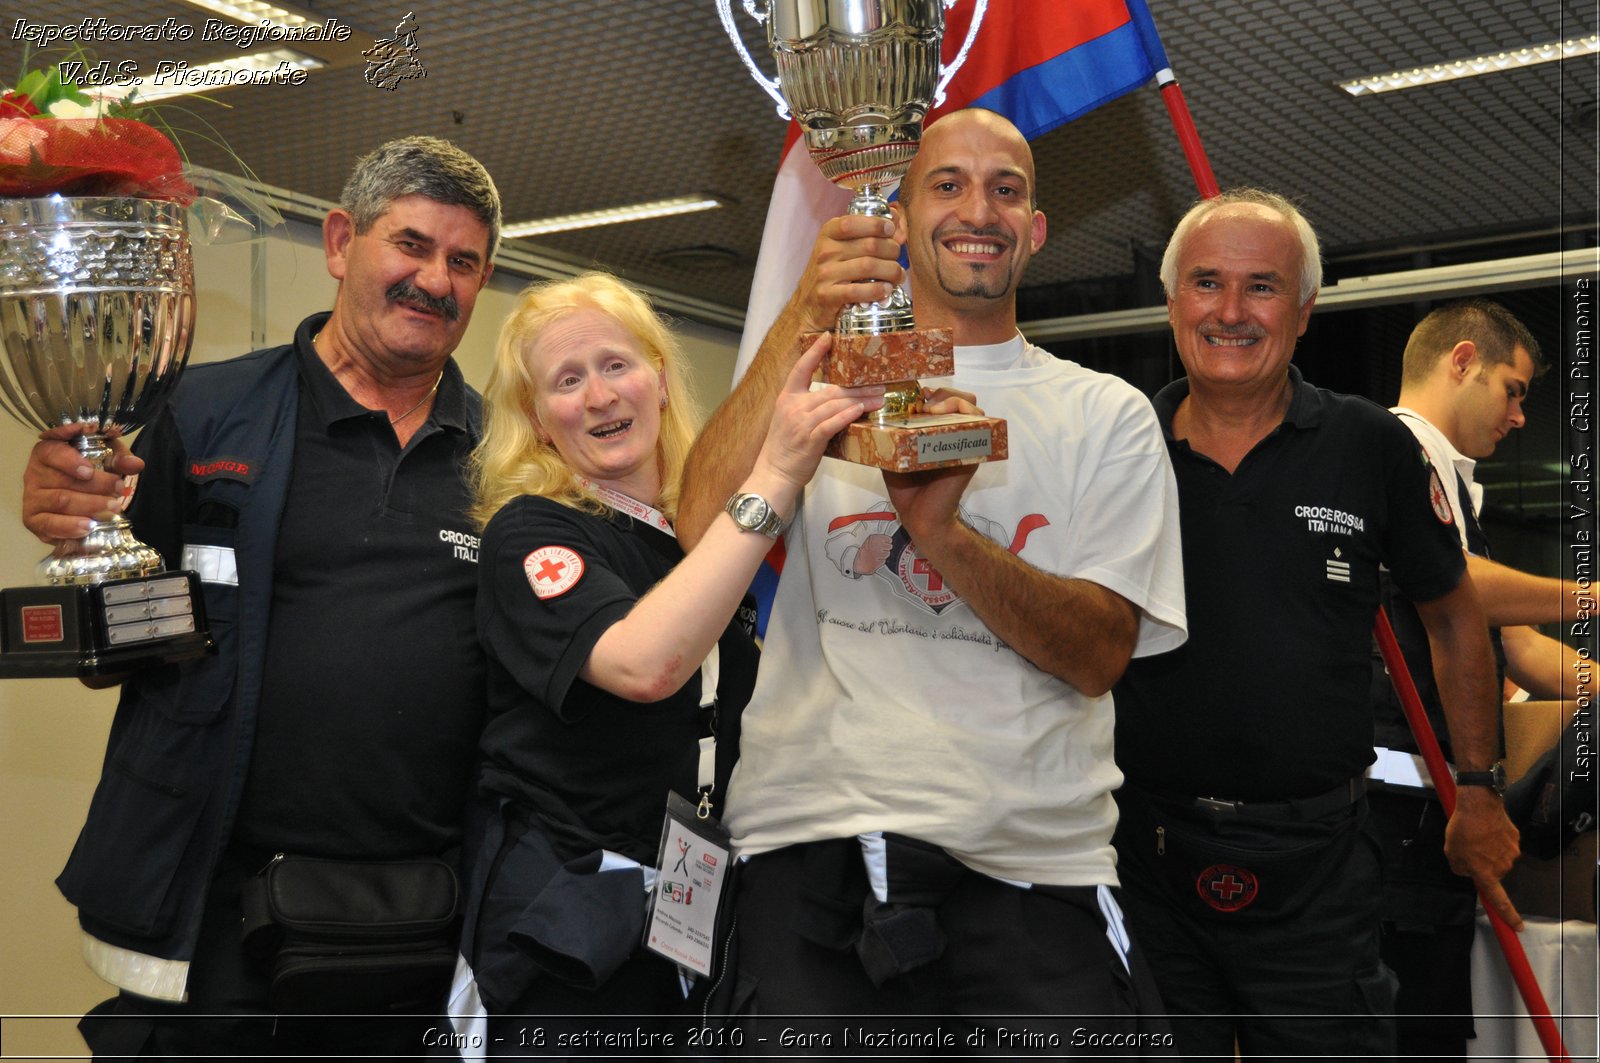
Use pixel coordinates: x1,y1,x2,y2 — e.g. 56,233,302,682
1392,406,1477,553
726,336,1187,886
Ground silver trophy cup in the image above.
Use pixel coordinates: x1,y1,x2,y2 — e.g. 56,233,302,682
718,0,1009,472
0,195,212,676
717,0,986,333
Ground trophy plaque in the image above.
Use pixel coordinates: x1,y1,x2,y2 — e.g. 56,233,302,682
0,196,213,678
717,0,1006,472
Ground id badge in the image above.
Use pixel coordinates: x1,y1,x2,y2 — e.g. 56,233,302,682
643,791,731,977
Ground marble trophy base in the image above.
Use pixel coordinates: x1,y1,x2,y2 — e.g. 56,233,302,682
829,412,1009,472
813,328,1008,472
0,572,214,678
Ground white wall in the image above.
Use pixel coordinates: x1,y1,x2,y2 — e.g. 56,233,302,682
0,217,740,1058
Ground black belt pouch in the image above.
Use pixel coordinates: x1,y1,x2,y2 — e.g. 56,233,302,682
1119,789,1366,923
241,854,460,1013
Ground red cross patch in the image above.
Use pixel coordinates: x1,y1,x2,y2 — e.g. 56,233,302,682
524,546,584,600
1196,863,1259,912
1427,467,1454,525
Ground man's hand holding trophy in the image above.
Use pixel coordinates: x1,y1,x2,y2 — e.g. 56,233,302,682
717,0,1006,472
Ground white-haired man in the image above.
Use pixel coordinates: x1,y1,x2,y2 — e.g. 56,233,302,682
1112,189,1520,1059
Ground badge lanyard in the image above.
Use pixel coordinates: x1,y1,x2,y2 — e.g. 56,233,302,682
584,478,721,805
581,483,731,977
580,479,674,536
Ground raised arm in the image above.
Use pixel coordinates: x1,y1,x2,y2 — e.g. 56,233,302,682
676,214,902,548
580,342,865,701
1414,575,1523,929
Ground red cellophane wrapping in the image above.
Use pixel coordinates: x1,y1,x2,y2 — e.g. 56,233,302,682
0,117,196,202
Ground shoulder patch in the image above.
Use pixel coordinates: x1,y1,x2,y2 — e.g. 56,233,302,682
1427,466,1454,525
524,546,584,600
187,455,255,483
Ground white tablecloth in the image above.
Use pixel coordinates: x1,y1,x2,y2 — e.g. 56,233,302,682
1470,914,1598,1061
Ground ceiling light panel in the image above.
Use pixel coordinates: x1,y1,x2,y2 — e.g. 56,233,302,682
503,195,727,238
1339,34,1599,95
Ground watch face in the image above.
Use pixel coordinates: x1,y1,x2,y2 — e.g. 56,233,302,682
734,495,770,529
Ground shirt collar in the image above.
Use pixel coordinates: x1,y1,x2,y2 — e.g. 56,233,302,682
1392,406,1479,493
294,312,470,434
954,332,1029,372
1152,363,1323,442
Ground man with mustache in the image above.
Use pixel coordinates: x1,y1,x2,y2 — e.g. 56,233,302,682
21,136,499,1057
1110,190,1520,1059
677,109,1187,1039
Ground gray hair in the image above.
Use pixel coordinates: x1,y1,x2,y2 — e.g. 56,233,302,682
1159,188,1322,305
340,136,502,259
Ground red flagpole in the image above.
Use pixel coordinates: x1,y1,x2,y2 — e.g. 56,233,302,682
1374,607,1573,1063
1124,0,1219,198
1154,72,1219,199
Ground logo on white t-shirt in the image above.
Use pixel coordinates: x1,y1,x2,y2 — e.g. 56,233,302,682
825,502,1048,616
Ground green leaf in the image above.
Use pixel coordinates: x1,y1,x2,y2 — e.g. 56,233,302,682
14,68,49,100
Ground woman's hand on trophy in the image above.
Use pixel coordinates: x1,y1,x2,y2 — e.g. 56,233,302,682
22,424,145,544
792,214,905,335
753,333,883,497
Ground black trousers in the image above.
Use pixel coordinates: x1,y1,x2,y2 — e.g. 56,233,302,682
1371,790,1479,1063
77,851,438,1060
1113,790,1395,1061
460,804,691,1058
725,838,1175,1057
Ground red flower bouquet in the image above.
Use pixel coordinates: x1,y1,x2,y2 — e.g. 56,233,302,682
0,64,195,201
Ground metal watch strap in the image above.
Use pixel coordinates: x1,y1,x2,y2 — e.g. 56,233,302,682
725,492,786,538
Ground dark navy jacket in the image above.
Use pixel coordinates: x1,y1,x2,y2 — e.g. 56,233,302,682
54,314,482,996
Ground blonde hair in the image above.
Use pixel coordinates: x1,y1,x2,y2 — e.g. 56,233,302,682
469,272,700,529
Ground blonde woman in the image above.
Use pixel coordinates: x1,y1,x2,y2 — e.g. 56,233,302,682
448,273,870,1041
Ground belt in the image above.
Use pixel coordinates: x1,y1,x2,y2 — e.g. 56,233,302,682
1186,776,1365,821
1365,746,1448,792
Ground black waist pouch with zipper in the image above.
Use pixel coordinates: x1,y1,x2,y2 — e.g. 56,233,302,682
1116,786,1366,924
241,854,460,1013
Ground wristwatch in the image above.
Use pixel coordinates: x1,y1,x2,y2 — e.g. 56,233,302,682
1455,762,1507,795
725,492,787,539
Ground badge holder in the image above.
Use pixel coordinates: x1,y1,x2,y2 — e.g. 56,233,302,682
644,648,733,978
643,787,731,979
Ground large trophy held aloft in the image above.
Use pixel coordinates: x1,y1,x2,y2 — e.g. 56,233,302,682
0,196,213,677
718,0,1006,472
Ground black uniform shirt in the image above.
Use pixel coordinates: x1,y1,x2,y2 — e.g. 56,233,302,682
475,494,757,866
227,316,487,858
1114,366,1466,801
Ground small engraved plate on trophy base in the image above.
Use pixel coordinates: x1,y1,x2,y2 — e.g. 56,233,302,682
0,573,214,678
828,411,1008,472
